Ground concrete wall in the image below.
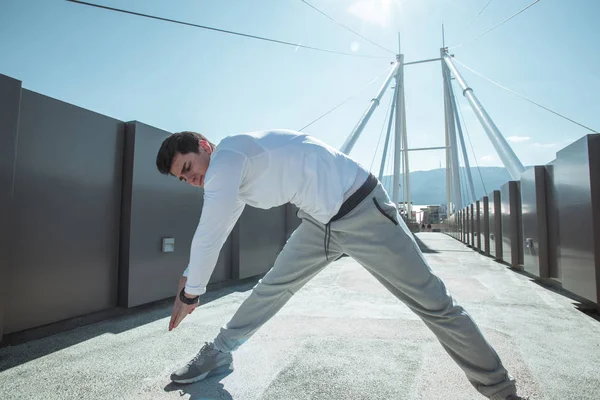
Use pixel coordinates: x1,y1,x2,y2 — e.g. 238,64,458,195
500,181,523,268
0,76,303,342
0,74,21,339
463,209,467,244
482,196,490,255
462,209,466,242
590,136,600,305
233,206,287,280
470,203,475,247
520,166,549,278
489,190,502,260
545,162,560,279
447,134,600,308
475,201,481,251
5,90,124,334
552,135,600,304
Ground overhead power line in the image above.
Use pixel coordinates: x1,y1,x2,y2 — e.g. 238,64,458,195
66,0,390,59
448,0,542,49
451,57,599,133
466,0,494,30
299,0,396,55
298,67,390,131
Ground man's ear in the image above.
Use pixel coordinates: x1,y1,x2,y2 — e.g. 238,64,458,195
199,139,212,153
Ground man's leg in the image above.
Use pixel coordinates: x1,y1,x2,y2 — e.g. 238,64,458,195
337,184,517,399
213,211,341,352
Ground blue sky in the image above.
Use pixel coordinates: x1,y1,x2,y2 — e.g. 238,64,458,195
1,0,598,173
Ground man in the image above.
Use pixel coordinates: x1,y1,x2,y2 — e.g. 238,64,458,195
155,129,523,399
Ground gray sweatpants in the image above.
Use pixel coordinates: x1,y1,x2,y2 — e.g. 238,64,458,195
213,182,516,399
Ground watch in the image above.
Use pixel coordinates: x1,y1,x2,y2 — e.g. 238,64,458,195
179,288,200,305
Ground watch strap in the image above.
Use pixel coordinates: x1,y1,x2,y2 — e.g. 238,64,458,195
179,288,199,305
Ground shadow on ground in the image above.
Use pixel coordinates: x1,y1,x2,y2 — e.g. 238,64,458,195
457,241,600,325
413,234,439,253
0,278,259,372
164,369,234,400
526,276,600,323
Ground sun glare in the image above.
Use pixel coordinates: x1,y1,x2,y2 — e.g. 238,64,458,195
348,0,394,28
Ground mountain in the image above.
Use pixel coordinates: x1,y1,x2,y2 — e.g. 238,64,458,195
380,167,512,205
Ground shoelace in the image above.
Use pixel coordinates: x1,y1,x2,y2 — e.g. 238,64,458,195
188,342,216,365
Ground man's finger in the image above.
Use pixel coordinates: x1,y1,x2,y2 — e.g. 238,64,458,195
173,308,187,330
169,312,175,331
169,303,180,331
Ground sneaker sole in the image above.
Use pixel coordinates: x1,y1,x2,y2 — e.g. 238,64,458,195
171,363,233,384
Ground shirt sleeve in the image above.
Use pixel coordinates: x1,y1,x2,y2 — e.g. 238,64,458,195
183,150,247,296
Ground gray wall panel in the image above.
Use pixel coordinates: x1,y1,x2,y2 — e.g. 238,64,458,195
456,211,459,240
589,136,600,306
466,207,471,246
461,210,464,241
521,166,549,278
455,211,458,240
466,205,470,245
553,135,599,303
453,212,457,238
469,205,474,246
455,211,459,239
235,206,286,280
462,208,466,243
461,209,464,241
120,122,232,308
489,190,502,260
500,182,522,267
545,163,560,279
0,74,22,340
6,91,124,334
500,183,512,265
463,209,466,242
476,201,481,251
482,196,490,255
470,204,475,247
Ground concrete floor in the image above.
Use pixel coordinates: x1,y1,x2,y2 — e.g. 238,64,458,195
1,233,600,400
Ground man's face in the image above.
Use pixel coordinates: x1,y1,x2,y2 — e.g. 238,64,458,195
169,140,213,187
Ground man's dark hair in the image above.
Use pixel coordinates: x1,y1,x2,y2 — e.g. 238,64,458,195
156,131,214,175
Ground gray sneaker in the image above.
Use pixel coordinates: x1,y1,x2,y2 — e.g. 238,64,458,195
170,342,233,384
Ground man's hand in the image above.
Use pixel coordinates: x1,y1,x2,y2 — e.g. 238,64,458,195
169,276,199,331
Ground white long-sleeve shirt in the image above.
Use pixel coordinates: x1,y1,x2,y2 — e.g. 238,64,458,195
183,129,368,295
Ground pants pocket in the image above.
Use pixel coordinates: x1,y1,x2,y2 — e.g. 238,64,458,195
372,198,398,225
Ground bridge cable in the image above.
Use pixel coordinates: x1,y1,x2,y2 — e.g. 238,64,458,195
370,91,394,171
386,121,395,204
465,0,495,30
65,0,390,59
299,0,396,55
298,66,391,131
448,0,541,50
451,57,599,133
452,81,488,196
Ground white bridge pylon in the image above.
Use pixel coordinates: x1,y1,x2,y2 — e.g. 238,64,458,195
339,41,524,220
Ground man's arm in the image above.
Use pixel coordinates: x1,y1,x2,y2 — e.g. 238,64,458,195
183,150,247,296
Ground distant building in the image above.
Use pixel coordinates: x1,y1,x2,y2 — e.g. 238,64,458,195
426,205,441,224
